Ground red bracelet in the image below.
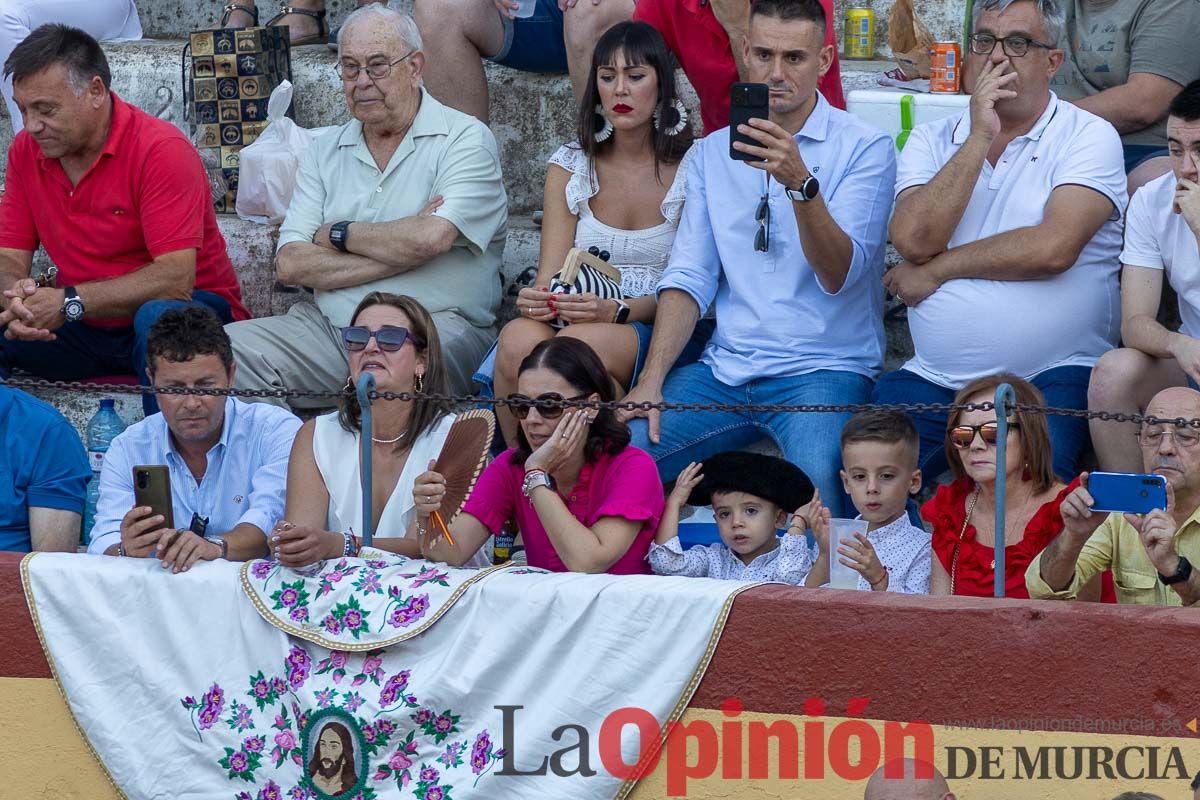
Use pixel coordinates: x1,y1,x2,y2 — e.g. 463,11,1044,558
869,567,889,587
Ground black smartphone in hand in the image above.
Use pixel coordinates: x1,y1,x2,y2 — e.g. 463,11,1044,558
729,82,770,162
133,465,174,530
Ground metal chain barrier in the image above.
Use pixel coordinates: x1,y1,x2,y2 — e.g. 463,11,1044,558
5,376,1200,428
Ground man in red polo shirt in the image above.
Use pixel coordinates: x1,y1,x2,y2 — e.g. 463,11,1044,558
0,24,248,414
634,0,844,134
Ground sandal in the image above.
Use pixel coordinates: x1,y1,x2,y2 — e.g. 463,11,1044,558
218,3,259,28
265,6,328,46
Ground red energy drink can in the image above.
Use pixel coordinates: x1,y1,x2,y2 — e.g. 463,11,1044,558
930,41,962,93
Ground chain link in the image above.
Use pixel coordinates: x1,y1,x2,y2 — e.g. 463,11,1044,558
5,376,1200,428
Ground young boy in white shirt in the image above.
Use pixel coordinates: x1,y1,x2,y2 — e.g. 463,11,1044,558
648,451,818,583
804,410,931,593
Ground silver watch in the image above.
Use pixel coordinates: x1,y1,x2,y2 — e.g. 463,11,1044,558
785,174,820,203
205,535,229,559
522,469,553,498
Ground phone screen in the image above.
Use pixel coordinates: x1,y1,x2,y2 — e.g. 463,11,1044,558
1088,472,1168,515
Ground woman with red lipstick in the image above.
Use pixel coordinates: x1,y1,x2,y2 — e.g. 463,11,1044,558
923,373,1111,600
486,21,705,444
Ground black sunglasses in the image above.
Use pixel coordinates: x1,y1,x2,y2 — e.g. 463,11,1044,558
340,325,425,352
754,193,770,253
507,392,590,420
948,421,1021,449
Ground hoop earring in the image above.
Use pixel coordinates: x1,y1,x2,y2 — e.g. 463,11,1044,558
593,104,613,143
653,98,688,136
414,373,424,394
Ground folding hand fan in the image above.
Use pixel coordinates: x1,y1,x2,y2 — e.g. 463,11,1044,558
430,409,497,545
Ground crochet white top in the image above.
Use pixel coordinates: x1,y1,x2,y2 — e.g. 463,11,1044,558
548,142,694,299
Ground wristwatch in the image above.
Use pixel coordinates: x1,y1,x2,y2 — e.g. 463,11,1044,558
205,535,229,560
522,469,554,498
1159,555,1192,585
329,220,352,253
785,174,820,203
612,299,631,324
62,286,85,322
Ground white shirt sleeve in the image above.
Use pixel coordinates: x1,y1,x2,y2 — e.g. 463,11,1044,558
894,120,946,197
772,533,816,585
1049,115,1127,221
86,433,136,555
647,536,714,577
656,139,721,314
1120,182,1165,270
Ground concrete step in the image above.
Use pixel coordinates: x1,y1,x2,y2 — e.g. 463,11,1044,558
0,37,894,213
130,0,968,61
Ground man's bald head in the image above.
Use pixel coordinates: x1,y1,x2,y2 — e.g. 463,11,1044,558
1140,387,1200,496
1145,387,1200,422
863,759,954,800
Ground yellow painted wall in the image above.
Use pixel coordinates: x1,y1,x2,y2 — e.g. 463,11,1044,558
630,710,1200,800
2,677,121,800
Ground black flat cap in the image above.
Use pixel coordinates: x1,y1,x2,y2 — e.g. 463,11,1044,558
686,451,814,511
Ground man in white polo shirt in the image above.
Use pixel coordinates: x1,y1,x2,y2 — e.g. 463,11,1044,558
875,0,1126,482
226,3,507,402
1087,81,1200,472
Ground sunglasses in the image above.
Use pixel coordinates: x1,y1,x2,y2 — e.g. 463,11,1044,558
340,325,425,352
948,421,1021,449
507,392,590,420
754,193,770,253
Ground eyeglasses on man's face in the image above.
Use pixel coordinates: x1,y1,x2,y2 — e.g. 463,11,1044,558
1138,426,1200,449
335,50,416,81
968,33,1053,58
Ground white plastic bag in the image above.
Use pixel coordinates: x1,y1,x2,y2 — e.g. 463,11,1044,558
236,81,330,224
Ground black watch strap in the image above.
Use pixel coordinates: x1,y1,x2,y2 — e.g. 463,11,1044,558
1159,555,1192,585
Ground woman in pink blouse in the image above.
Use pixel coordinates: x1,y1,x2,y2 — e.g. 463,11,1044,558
416,337,664,573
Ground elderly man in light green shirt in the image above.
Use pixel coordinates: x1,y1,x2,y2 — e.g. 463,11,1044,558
1028,387,1200,605
228,3,507,402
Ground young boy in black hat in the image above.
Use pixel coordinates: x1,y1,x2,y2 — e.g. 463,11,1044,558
648,451,823,582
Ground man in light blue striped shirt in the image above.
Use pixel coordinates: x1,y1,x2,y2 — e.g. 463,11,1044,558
621,0,895,515
88,308,301,571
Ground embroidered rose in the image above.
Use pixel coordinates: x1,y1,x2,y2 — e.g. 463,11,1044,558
389,750,413,771
330,652,348,668
274,730,297,750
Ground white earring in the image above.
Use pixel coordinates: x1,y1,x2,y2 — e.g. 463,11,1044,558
593,104,613,143
653,98,688,136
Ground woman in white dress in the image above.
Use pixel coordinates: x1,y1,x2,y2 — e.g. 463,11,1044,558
272,291,488,567
486,21,706,444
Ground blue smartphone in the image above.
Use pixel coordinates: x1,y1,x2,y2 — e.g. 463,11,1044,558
1088,472,1167,514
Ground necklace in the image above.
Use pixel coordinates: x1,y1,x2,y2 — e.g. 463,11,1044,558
372,430,408,444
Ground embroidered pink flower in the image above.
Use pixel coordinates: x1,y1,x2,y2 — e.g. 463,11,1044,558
363,726,377,744
389,750,413,771
379,671,411,707
343,608,364,631
471,731,492,774
286,647,311,688
251,561,272,579
252,677,271,700
426,788,444,800
289,606,309,623
275,730,297,750
271,677,288,697
228,751,249,772
377,719,396,735
197,683,225,730
344,692,365,712
258,780,281,800
420,766,439,782
244,735,265,753
414,708,434,726
278,587,300,607
434,715,453,733
315,688,335,708
322,614,342,634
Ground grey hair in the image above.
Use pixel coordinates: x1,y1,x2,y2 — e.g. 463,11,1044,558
337,2,423,58
971,0,1064,47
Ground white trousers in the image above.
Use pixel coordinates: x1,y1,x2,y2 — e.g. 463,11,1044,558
0,0,142,131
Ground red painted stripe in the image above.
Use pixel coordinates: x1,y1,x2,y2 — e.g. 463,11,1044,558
693,585,1200,737
0,553,52,679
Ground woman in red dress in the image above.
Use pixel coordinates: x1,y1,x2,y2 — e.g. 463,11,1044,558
923,373,1109,599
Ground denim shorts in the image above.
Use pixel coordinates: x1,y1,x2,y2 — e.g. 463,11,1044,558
1123,144,1169,174
490,0,568,73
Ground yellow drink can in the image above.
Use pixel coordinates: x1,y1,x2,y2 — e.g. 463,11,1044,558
844,6,875,60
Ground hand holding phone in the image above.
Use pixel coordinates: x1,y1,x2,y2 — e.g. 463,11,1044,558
729,82,769,162
133,465,174,529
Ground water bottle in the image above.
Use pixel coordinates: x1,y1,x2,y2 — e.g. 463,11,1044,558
82,399,127,545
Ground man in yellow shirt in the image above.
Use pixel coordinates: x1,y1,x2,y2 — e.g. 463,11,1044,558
1028,387,1200,605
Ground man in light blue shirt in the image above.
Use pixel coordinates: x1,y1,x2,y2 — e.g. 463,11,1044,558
621,0,895,515
89,308,301,572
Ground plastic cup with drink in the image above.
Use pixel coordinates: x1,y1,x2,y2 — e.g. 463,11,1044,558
827,518,870,590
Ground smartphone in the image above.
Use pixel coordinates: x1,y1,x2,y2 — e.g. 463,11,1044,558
133,465,174,530
729,82,769,162
1088,472,1167,514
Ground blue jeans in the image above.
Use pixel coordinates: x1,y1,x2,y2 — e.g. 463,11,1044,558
0,291,233,415
491,0,568,72
628,363,874,518
871,366,1092,484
